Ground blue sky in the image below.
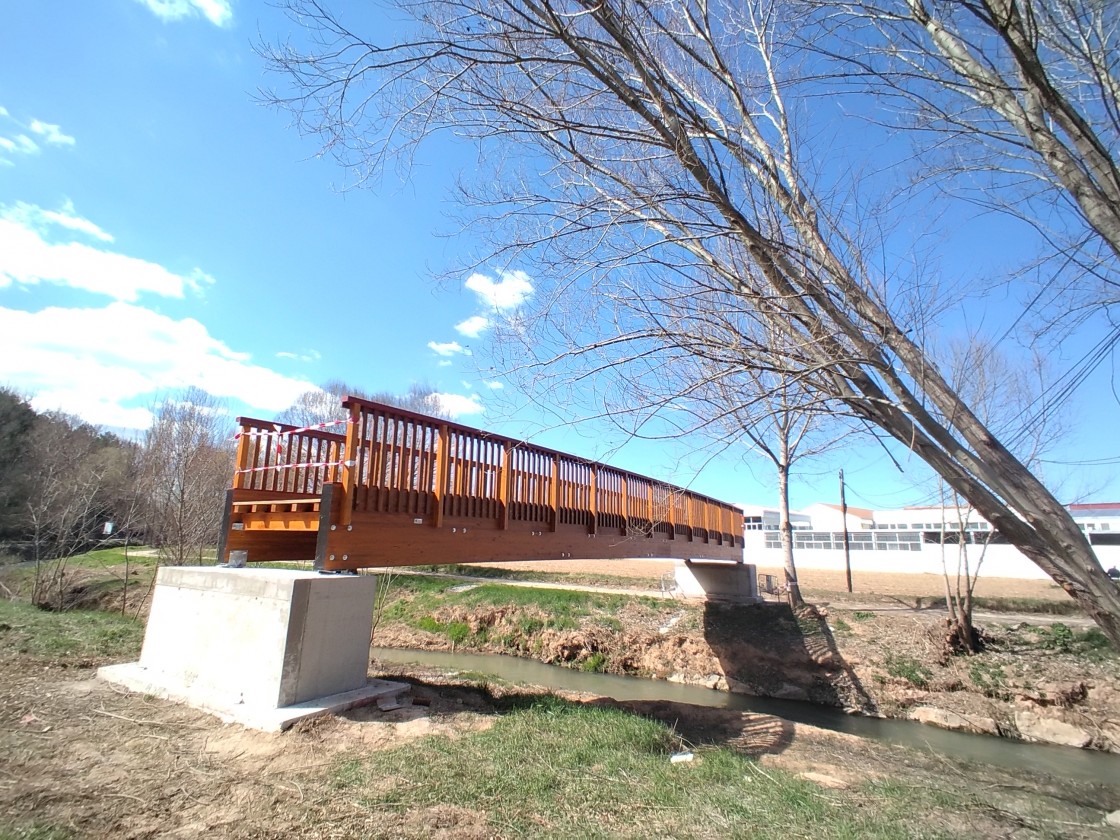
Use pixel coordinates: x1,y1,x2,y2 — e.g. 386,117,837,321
1,0,1116,511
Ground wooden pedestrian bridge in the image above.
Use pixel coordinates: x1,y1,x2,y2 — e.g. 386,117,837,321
217,397,745,572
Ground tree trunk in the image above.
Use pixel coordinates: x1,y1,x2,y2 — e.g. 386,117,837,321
776,456,804,609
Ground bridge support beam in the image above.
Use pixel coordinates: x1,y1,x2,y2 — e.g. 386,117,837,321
99,566,408,730
674,560,761,604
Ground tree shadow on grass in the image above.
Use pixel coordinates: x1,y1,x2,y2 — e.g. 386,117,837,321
703,601,876,714
356,675,798,757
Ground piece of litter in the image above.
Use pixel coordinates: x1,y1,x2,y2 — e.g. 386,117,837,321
670,752,694,764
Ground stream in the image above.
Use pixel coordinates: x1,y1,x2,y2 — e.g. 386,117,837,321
373,646,1120,784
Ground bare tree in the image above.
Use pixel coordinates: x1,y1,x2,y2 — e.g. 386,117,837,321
683,326,853,609
932,338,1064,651
139,389,234,567
261,0,1120,644
277,379,450,426
820,0,1120,328
23,412,132,607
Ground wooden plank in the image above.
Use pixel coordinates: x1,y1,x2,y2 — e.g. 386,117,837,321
317,511,743,570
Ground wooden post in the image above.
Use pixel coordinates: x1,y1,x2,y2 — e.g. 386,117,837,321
233,423,252,490
432,424,449,528
550,454,560,532
589,464,598,535
498,445,512,530
621,475,630,534
338,403,361,527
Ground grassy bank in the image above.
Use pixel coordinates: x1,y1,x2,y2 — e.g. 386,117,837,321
2,557,1118,837
334,692,956,839
0,598,142,662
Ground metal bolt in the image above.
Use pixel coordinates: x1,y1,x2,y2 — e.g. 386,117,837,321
329,554,336,561
342,554,348,561
347,525,352,531
331,525,337,531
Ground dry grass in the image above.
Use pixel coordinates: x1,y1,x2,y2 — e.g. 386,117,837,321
466,559,1071,602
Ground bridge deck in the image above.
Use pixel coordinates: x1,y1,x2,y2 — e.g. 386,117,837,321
217,397,744,571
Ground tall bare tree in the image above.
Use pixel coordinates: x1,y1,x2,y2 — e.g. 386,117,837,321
139,389,234,567
822,0,1120,329
262,0,1120,644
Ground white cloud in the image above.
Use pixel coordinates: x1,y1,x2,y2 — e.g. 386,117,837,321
0,302,314,429
29,119,75,146
428,340,469,357
0,134,39,161
6,200,113,242
0,203,207,300
483,381,504,390
465,270,534,310
137,0,233,26
434,392,484,419
437,360,453,367
454,315,489,338
276,348,322,363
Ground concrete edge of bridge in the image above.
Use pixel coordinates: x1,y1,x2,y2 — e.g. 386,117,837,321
98,565,409,731
674,560,762,604
98,663,411,732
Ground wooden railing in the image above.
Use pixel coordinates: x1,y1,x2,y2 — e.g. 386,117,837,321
334,396,743,545
222,399,744,567
232,418,347,497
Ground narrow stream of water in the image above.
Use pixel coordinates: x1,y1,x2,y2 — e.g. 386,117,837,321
373,646,1120,784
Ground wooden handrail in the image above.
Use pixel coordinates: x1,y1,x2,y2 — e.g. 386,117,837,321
337,396,742,541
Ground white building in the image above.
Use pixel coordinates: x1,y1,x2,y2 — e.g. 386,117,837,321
741,501,1120,580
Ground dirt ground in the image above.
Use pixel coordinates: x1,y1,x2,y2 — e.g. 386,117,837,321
470,559,1071,601
3,650,1118,840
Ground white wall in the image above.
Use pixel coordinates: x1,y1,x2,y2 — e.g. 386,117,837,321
744,532,1120,580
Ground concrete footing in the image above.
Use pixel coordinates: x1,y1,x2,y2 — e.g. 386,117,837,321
98,566,408,731
674,560,761,603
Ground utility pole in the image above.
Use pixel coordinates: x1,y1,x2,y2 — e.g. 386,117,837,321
839,469,853,593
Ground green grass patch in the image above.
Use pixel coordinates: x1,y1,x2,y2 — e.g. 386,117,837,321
0,598,142,661
852,611,876,621
62,546,159,570
382,575,653,635
1024,623,1116,658
580,651,608,672
333,695,945,838
884,654,933,688
420,564,658,591
968,660,1009,697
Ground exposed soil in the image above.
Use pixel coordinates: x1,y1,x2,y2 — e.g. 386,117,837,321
469,559,1072,601
389,563,1120,754
3,650,1118,839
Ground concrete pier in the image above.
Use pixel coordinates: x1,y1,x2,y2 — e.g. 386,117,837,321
99,566,408,731
674,560,761,603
